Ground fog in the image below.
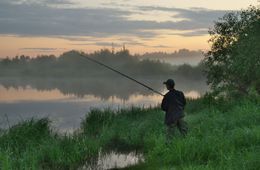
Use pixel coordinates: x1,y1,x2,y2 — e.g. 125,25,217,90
0,49,208,132
139,49,204,65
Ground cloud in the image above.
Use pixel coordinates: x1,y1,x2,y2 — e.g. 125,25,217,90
70,41,146,47
19,47,66,51
151,45,171,48
11,0,75,5
70,41,173,49
20,48,57,51
138,6,232,27
139,6,231,16
0,1,230,39
170,29,209,37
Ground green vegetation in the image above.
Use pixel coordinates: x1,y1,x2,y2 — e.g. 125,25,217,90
0,49,204,80
203,6,260,95
0,119,99,169
0,5,259,170
0,96,259,169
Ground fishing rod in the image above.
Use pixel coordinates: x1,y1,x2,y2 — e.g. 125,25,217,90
79,52,164,96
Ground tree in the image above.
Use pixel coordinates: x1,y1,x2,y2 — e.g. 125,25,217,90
203,6,260,95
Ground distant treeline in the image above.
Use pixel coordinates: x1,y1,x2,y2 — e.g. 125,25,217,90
138,49,204,65
0,49,205,80
140,49,203,59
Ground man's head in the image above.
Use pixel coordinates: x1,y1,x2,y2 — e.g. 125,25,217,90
163,79,175,90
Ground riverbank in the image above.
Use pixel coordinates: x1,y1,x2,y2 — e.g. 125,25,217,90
0,97,259,169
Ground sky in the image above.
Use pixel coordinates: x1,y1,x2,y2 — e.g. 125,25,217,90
0,0,258,58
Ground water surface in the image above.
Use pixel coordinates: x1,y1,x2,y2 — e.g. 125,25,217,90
0,77,207,132
80,151,144,170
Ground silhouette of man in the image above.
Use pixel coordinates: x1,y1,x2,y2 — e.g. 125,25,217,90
161,79,188,141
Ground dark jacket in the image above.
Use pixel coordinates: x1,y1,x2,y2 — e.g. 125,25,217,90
161,89,186,125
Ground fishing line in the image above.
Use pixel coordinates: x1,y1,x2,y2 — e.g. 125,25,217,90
79,53,164,96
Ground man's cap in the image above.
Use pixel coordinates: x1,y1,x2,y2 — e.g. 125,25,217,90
163,79,175,86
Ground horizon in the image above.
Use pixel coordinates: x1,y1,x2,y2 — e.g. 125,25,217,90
0,0,258,58
1,48,205,65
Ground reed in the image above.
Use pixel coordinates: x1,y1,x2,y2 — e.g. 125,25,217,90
0,97,259,169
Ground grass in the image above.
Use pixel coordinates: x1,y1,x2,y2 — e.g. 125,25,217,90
0,97,259,169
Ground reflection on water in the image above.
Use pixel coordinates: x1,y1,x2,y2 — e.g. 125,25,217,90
0,77,207,100
0,77,208,132
0,91,161,133
0,86,72,102
80,151,144,170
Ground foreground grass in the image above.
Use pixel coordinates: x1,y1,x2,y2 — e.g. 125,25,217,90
0,97,259,169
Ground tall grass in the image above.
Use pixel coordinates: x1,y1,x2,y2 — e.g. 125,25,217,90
0,97,259,169
0,119,99,169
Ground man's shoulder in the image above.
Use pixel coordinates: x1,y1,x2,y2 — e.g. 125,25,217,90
164,91,171,97
164,91,174,99
174,90,185,99
165,90,184,97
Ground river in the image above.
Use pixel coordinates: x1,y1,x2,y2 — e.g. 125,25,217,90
0,76,208,133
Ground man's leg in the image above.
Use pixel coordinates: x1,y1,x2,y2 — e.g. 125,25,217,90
177,118,188,136
166,123,176,142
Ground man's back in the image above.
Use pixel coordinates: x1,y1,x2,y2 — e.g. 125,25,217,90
161,89,186,125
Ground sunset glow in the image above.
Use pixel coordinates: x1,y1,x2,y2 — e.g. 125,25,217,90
0,0,258,57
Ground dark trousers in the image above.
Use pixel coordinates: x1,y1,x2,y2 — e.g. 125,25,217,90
166,118,188,141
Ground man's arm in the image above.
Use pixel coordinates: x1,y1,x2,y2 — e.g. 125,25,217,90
161,95,168,111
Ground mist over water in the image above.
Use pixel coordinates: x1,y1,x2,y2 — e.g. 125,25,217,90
0,49,207,132
0,76,207,132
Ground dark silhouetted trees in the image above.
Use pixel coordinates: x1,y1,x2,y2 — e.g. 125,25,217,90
0,48,204,79
203,6,260,95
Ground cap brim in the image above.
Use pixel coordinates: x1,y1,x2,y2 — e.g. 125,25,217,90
163,82,167,84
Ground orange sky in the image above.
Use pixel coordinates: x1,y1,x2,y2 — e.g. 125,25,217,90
0,34,210,57
0,0,258,58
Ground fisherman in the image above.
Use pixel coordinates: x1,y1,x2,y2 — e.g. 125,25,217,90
161,79,188,141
